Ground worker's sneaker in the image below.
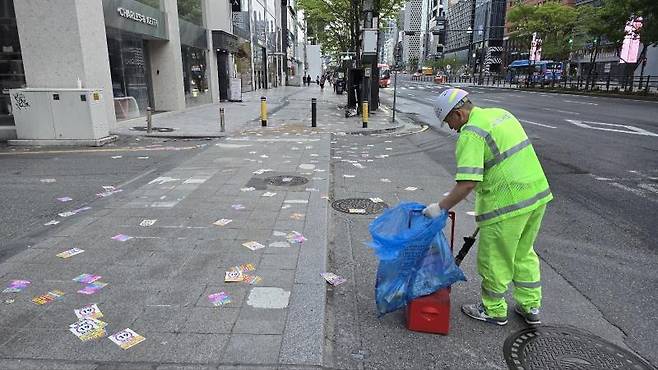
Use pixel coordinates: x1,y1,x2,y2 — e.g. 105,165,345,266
461,303,508,326
514,305,541,325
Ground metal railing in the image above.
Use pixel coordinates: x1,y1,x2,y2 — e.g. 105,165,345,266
443,74,658,95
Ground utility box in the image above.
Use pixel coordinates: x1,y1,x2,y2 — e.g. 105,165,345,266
9,88,115,146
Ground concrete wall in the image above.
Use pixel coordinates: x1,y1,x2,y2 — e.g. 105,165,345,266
148,0,186,112
204,0,233,32
306,45,322,80
14,0,117,129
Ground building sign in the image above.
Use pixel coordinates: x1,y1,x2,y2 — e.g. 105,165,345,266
103,0,167,40
232,11,251,40
117,7,158,27
529,32,542,62
620,16,642,64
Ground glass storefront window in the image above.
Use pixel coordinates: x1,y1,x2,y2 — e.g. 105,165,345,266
0,0,25,126
182,45,211,107
106,28,152,120
177,0,202,25
136,0,160,9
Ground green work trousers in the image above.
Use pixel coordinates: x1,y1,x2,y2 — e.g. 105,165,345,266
477,204,546,318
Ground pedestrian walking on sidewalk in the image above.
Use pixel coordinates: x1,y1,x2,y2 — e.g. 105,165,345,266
422,88,553,327
320,75,326,90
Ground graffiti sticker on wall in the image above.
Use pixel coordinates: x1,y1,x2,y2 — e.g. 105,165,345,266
12,93,30,111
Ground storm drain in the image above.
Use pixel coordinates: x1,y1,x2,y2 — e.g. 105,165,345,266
332,198,388,215
266,175,309,187
503,326,653,370
131,127,175,133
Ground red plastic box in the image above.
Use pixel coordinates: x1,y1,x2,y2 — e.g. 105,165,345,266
405,287,451,335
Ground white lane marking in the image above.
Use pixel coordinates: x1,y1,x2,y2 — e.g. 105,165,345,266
563,100,598,106
520,119,556,129
638,183,658,194
479,98,503,103
565,120,658,137
542,108,580,115
609,182,655,201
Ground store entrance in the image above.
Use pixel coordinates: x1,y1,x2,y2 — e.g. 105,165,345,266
106,28,153,120
217,51,229,102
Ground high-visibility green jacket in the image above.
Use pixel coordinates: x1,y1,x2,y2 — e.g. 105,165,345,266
455,107,552,226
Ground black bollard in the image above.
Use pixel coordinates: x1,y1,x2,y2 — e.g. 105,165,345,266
311,98,317,127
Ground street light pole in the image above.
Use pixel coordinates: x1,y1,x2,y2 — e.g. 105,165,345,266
478,3,489,85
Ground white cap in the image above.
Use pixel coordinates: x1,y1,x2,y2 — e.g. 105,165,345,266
433,88,469,122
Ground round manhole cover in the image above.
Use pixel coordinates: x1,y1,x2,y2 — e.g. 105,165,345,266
503,326,654,370
332,198,389,215
131,126,175,132
266,175,309,186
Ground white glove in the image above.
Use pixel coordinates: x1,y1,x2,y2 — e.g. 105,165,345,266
422,203,442,218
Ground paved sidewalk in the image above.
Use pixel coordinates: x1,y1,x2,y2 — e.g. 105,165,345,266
0,84,405,369
112,85,402,138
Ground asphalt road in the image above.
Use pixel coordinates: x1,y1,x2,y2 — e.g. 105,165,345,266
0,137,213,262
379,75,658,365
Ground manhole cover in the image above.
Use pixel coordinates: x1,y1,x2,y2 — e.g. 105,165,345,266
503,326,654,370
266,175,309,186
332,198,389,215
131,126,175,133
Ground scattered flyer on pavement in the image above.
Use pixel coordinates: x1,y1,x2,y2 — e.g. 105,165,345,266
109,328,145,350
32,290,65,305
74,303,103,319
230,263,255,273
40,178,56,183
369,197,384,203
56,248,85,259
262,192,277,197
44,220,60,226
224,270,244,282
290,213,305,220
240,187,256,192
2,280,31,293
321,273,347,286
231,204,246,210
57,197,73,202
69,317,107,341
287,231,307,244
213,219,233,226
139,219,157,227
111,234,133,242
208,292,231,306
78,282,108,295
380,178,392,183
72,274,102,284
242,241,265,251
243,275,262,285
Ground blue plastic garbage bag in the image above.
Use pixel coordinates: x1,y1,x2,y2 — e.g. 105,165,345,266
368,202,466,316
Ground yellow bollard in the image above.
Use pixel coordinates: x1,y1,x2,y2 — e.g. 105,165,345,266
362,101,368,129
260,96,267,126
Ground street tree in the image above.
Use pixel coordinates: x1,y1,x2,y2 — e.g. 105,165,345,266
298,0,404,63
506,2,579,62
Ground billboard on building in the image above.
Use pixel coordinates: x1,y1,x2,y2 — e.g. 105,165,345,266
620,17,642,64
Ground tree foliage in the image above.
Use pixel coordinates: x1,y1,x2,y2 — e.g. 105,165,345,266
506,2,579,61
298,0,405,63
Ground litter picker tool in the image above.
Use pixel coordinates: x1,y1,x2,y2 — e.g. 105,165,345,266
455,227,479,266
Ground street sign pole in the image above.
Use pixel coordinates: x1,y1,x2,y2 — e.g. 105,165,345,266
392,70,398,123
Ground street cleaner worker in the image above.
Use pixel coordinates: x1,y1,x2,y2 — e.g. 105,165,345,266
422,88,552,326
